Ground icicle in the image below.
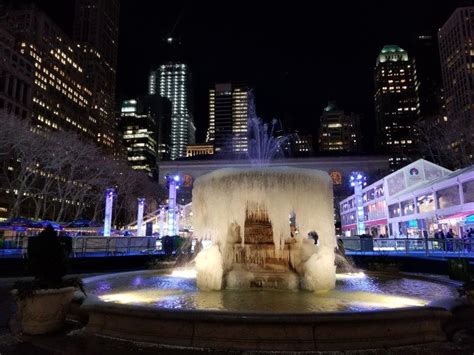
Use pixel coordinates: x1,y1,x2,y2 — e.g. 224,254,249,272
192,167,336,291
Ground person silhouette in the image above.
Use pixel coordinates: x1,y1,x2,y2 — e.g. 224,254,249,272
308,231,319,245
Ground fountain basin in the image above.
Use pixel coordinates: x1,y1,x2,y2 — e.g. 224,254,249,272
79,270,459,351
82,300,450,351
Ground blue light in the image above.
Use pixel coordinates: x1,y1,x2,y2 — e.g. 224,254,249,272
173,175,180,182
357,174,362,180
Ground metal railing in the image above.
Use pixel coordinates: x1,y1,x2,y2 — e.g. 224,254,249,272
2,235,472,258
340,237,474,256
0,236,157,258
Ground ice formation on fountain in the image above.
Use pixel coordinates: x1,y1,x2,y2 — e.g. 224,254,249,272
193,167,336,291
195,244,223,290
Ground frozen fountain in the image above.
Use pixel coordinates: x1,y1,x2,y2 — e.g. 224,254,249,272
193,167,336,291
192,113,337,291
78,115,462,352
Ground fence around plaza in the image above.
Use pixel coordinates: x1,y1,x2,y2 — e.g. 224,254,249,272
2,235,473,258
340,236,473,256
0,236,157,258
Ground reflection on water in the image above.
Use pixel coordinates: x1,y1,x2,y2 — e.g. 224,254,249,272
87,272,456,313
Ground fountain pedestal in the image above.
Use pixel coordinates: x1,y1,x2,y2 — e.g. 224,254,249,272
225,209,299,289
193,167,337,291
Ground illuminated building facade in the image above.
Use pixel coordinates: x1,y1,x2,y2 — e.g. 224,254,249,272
281,131,313,157
149,57,194,160
206,82,249,155
439,7,474,166
186,144,214,158
0,27,33,221
1,4,94,138
340,159,455,238
73,0,120,152
0,27,33,119
374,45,420,170
119,96,171,178
319,101,360,153
293,134,313,155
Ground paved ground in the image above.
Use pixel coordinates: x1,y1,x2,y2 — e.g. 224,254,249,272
0,280,51,354
0,280,18,336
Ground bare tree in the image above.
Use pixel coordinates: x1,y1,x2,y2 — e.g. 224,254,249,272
0,115,53,218
0,113,162,225
416,115,473,169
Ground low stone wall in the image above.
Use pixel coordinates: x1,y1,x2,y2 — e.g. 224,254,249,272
81,296,452,351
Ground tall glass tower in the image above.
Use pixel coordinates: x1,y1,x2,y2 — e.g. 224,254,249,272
374,45,420,170
73,0,120,153
207,82,249,155
439,7,474,167
149,38,194,160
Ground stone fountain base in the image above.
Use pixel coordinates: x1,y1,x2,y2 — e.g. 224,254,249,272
82,297,452,351
226,265,299,290
223,213,304,290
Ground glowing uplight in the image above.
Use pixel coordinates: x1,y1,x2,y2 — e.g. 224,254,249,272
377,294,427,308
358,294,427,309
336,272,367,280
99,289,181,304
170,268,197,279
100,292,153,304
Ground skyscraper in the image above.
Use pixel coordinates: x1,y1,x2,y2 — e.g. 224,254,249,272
318,101,360,153
1,4,93,139
119,95,171,178
374,45,420,170
292,133,313,156
413,34,443,119
439,7,474,166
0,27,32,120
0,27,34,222
73,0,120,152
206,82,250,155
149,38,194,160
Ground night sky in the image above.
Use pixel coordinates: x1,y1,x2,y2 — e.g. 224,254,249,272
26,0,470,149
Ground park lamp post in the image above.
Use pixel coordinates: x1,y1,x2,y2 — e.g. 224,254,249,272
165,174,181,236
103,187,116,237
136,198,145,236
350,172,367,236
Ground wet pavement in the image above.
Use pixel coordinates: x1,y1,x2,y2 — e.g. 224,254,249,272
0,280,51,354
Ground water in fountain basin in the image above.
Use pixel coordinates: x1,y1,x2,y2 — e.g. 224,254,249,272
86,270,457,312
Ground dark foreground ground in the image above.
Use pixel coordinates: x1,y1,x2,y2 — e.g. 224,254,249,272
1,280,474,355
1,254,474,355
